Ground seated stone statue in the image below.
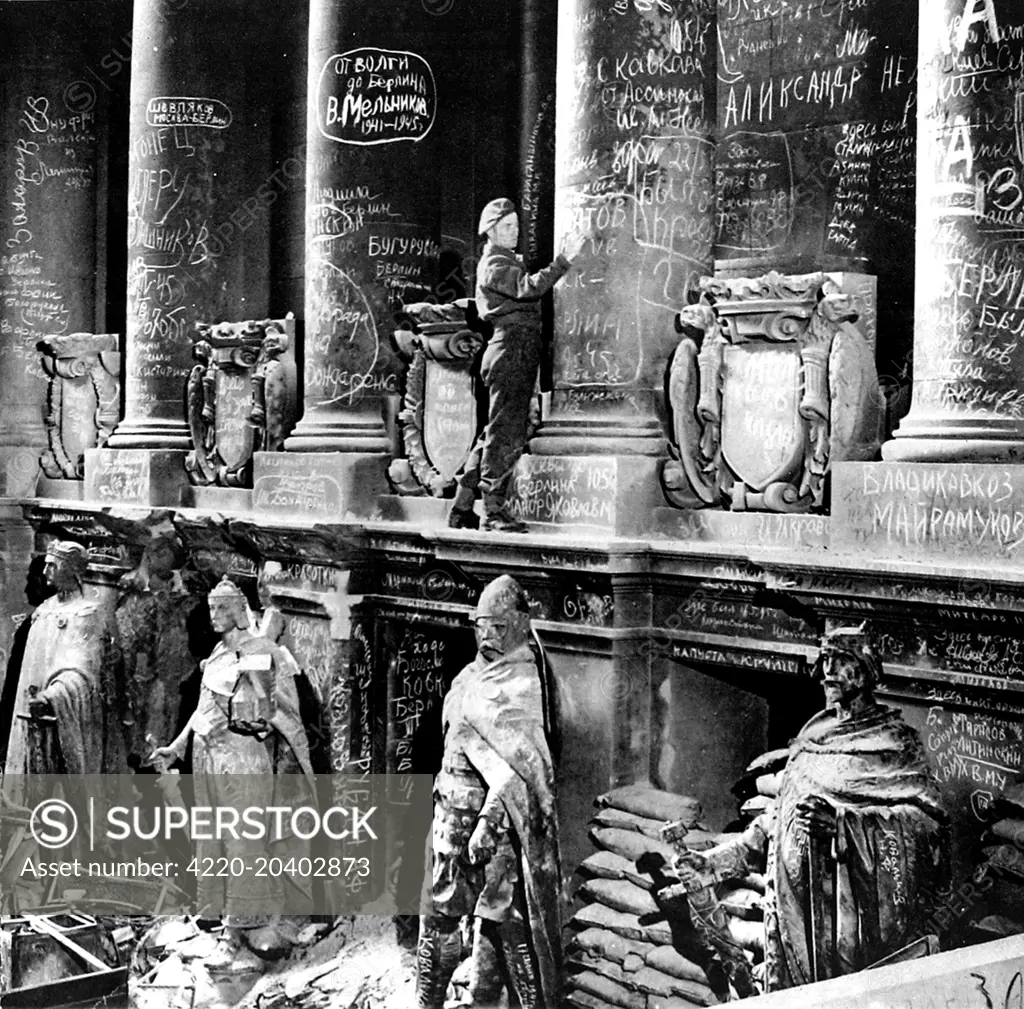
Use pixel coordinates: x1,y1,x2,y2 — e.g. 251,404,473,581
675,626,949,993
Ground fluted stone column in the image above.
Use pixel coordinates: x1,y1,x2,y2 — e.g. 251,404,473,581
884,0,1024,462
282,2,441,468
509,0,716,534
98,0,271,504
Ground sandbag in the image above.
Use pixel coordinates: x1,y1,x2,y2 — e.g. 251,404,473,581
972,913,1024,938
581,849,629,881
569,952,633,987
641,919,674,947
983,844,1024,881
582,878,660,918
565,989,619,1009
740,795,773,817
727,916,763,953
991,877,1024,913
718,886,763,921
996,782,1024,817
746,748,789,775
598,785,702,828
644,945,710,986
755,772,782,797
741,873,766,895
591,826,676,864
571,970,646,1009
630,967,720,1006
990,818,1024,845
569,928,655,968
594,806,675,840
648,996,711,1009
573,903,646,942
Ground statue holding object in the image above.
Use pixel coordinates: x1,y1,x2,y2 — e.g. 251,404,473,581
670,625,949,995
416,575,561,1008
662,272,882,513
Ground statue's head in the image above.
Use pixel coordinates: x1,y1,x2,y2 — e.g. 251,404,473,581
207,575,249,634
816,624,880,712
44,540,88,594
145,535,184,579
479,197,519,250
473,575,531,661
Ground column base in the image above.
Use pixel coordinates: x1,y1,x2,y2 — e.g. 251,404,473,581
504,454,662,536
35,475,85,502
84,449,188,507
883,437,1024,464
0,448,41,497
529,420,665,457
106,419,191,451
284,414,391,455
252,452,387,519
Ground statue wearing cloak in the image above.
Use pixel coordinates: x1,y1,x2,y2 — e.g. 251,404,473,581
677,626,948,995
5,548,126,778
417,575,561,1009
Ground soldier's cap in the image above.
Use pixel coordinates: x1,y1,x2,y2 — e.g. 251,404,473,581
474,574,530,620
478,198,516,236
45,540,88,563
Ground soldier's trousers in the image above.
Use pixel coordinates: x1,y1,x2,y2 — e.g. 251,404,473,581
455,328,541,512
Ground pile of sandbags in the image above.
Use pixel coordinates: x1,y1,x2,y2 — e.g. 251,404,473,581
976,783,1024,939
731,748,787,829
564,784,732,1008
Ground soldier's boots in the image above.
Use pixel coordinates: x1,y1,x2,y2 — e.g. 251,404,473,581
415,919,463,1008
482,504,528,534
447,506,480,530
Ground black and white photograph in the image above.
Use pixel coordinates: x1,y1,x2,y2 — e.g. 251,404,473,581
0,0,1022,1005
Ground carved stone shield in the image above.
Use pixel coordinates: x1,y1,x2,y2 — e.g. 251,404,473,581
720,343,805,491
214,368,256,472
422,360,476,484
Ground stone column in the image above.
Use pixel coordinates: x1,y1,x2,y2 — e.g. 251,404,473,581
100,0,271,503
515,0,716,534
0,7,114,496
280,0,442,512
884,0,1024,462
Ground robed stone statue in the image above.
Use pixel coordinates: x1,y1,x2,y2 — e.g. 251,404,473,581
416,575,562,1008
676,625,949,994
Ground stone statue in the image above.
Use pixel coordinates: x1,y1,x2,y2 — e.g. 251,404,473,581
673,626,948,994
448,199,584,532
416,575,561,1008
152,576,315,968
4,541,127,778
115,535,204,766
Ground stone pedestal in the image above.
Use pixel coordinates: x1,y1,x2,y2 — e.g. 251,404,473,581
285,1,442,456
84,448,188,507
504,454,662,537
832,461,1024,570
884,0,1024,462
252,451,386,520
107,0,273,508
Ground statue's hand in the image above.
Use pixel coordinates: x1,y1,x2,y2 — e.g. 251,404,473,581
28,696,54,718
467,817,498,865
231,717,269,738
674,849,715,892
795,796,837,840
151,744,183,767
